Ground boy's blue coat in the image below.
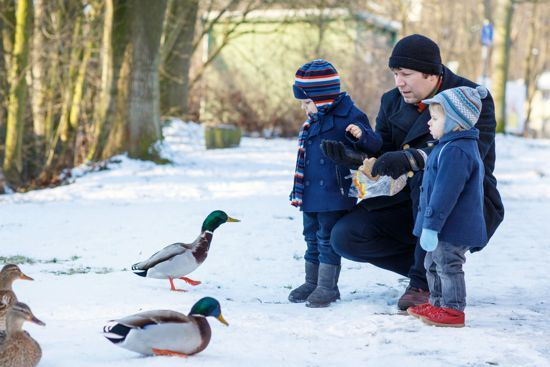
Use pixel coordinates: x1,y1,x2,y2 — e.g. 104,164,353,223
301,94,382,212
413,129,488,250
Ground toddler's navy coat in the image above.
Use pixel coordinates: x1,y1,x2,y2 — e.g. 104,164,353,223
301,94,382,212
413,129,488,249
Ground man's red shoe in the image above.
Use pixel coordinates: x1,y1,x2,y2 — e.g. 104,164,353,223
407,303,436,319
397,286,430,311
421,306,465,328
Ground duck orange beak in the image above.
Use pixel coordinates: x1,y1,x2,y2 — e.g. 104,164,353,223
226,217,240,223
20,273,34,281
217,314,229,326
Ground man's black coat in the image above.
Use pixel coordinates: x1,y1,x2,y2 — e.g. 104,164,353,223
365,66,504,241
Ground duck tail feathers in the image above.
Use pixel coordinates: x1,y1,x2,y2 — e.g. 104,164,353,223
103,321,130,344
131,263,147,277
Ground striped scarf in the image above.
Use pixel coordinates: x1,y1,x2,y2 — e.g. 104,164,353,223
289,103,334,207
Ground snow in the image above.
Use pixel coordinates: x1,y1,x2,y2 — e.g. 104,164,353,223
1,120,550,366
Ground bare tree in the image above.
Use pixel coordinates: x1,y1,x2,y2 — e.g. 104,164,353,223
125,0,167,159
160,0,200,119
3,0,31,186
88,0,130,161
492,0,516,133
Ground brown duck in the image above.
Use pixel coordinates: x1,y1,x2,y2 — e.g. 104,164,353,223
0,264,33,330
0,302,45,367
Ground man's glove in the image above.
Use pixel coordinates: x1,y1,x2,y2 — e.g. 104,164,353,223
321,140,367,169
420,228,439,251
371,148,425,179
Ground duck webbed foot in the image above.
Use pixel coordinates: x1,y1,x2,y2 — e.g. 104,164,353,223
179,277,201,286
168,277,188,292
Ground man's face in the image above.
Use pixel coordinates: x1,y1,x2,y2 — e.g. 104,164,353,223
300,99,318,116
392,68,439,104
427,104,446,139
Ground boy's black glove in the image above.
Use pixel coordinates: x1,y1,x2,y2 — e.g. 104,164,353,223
320,140,366,169
371,148,425,179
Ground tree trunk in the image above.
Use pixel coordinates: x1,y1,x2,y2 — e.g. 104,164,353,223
126,0,167,159
3,0,31,186
42,4,62,148
160,0,199,119
492,0,516,133
45,10,84,168
31,0,47,138
0,4,7,140
88,0,130,161
522,0,542,137
0,0,15,145
1,0,15,72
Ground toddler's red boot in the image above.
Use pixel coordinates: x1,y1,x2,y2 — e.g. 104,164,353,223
407,303,437,319
421,306,465,328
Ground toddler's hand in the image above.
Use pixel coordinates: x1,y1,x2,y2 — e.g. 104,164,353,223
346,124,362,139
420,228,439,251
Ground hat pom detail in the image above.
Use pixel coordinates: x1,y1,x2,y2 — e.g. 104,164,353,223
476,85,488,99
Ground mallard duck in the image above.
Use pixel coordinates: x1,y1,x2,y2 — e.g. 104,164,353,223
0,302,45,367
0,264,33,330
132,210,239,291
102,296,228,357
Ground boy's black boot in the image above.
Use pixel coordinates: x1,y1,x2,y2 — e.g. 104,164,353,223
288,261,318,303
306,263,341,308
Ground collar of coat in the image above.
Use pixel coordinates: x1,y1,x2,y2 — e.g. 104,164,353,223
306,93,354,138
438,128,480,143
416,77,443,112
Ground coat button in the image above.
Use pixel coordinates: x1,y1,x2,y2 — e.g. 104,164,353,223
305,181,310,186
320,158,324,164
319,180,324,186
306,159,310,165
425,207,433,217
402,144,410,150
307,141,312,145
428,142,434,147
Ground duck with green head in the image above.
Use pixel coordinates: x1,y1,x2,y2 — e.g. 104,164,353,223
102,297,228,357
132,210,239,291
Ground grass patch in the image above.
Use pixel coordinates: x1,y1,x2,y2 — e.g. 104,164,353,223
0,255,81,265
44,266,115,276
0,255,36,264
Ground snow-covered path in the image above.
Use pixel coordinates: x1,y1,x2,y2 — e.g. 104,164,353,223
1,122,550,366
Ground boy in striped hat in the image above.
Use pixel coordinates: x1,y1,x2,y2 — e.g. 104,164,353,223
407,86,489,327
288,59,381,308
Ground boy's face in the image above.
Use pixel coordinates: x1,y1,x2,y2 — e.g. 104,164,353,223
299,99,318,116
427,104,446,139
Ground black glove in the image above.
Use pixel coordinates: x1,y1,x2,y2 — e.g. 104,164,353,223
320,140,366,169
371,148,424,179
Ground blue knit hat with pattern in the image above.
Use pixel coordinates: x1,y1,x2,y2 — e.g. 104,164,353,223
292,59,340,107
423,86,488,133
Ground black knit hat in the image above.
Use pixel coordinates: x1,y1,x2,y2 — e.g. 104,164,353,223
389,34,442,75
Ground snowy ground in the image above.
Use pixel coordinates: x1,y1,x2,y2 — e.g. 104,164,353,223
1,120,550,367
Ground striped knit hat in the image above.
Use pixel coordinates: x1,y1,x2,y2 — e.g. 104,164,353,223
423,86,488,133
292,59,340,107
